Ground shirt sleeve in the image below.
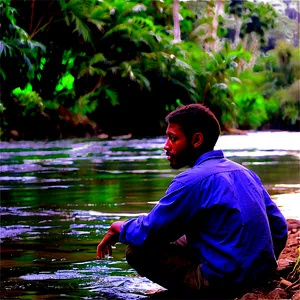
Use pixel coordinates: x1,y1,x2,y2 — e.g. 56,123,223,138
119,179,201,246
249,170,288,258
262,188,288,258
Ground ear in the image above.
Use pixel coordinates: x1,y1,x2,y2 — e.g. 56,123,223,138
191,132,203,148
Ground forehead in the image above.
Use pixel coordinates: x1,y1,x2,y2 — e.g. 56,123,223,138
166,123,185,135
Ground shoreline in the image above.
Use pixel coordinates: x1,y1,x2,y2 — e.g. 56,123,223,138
239,218,300,300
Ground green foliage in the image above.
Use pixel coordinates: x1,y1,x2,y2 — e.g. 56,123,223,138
0,0,46,81
195,42,256,127
253,41,300,125
12,84,45,116
233,88,268,129
0,102,6,114
1,0,299,139
292,247,300,277
55,73,75,93
241,1,278,43
276,80,300,124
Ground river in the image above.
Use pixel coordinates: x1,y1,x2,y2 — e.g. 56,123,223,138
1,131,299,299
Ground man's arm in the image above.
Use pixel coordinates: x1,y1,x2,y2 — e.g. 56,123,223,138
249,170,288,259
119,180,198,246
96,221,124,259
262,189,288,259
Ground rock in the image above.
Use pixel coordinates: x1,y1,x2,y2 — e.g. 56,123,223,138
292,290,300,300
240,293,259,300
277,258,294,271
98,133,109,139
265,288,289,299
10,129,19,137
287,219,300,231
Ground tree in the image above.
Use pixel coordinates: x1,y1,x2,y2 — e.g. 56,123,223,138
173,0,181,43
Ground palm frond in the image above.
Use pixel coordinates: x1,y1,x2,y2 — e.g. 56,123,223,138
10,24,29,39
107,60,151,91
103,17,159,51
0,40,13,57
129,16,155,30
0,68,7,80
103,22,134,38
72,13,91,42
66,0,85,18
90,53,106,65
87,18,105,31
23,53,33,70
88,66,106,76
27,40,46,52
104,88,118,106
65,0,92,42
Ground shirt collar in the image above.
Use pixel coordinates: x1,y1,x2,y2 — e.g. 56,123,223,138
194,150,224,167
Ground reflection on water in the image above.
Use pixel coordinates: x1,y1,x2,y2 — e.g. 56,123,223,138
0,132,299,299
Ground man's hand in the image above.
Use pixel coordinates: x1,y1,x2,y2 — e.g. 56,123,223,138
96,221,124,259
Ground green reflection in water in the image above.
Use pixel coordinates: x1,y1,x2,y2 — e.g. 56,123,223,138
12,154,71,161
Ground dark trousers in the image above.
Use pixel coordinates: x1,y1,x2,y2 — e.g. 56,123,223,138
125,236,210,294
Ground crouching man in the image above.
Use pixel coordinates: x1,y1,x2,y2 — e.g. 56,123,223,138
97,104,288,298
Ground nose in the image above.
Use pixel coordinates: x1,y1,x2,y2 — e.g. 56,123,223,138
164,139,170,151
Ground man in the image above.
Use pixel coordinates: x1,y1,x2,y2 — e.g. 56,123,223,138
96,104,288,297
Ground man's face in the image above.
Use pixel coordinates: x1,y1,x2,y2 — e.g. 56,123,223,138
164,123,193,169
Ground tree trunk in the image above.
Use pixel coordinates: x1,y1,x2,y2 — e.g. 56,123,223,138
233,19,242,48
205,0,224,51
173,0,181,43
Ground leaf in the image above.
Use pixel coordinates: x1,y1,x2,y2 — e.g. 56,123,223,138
90,53,106,65
88,66,106,76
212,83,228,90
130,16,154,29
73,14,91,42
129,72,151,91
90,5,111,20
27,40,46,52
104,88,118,106
23,53,32,70
0,40,12,57
0,41,5,57
230,77,242,84
59,0,67,10
0,68,6,80
132,4,147,13
87,18,105,31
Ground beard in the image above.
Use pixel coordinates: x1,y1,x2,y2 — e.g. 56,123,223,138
169,144,195,169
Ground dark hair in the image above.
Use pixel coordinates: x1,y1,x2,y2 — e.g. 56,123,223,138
165,104,221,151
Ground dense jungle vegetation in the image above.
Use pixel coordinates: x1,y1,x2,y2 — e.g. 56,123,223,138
0,0,299,141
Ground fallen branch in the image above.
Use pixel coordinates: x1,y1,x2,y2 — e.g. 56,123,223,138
280,278,292,288
285,278,300,292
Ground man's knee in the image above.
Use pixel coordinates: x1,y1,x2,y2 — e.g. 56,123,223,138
125,245,135,266
125,245,148,276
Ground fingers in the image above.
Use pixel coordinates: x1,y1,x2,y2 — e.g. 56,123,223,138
96,230,118,259
96,243,103,259
96,243,112,260
96,244,105,259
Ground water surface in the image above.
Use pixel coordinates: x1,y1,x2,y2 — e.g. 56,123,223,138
1,131,299,299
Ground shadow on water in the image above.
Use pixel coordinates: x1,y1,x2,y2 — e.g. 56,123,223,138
0,132,299,299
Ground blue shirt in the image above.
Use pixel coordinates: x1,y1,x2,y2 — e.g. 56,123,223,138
119,150,288,288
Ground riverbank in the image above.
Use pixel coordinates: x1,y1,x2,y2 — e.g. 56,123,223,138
239,218,300,300
145,218,300,300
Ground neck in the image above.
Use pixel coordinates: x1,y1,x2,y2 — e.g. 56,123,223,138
189,147,213,167
189,150,203,167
